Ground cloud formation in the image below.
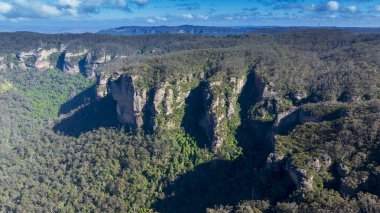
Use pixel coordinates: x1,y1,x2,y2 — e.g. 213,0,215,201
182,13,194,20
1,0,380,29
346,5,358,13
132,0,148,5
176,3,200,11
0,0,150,20
327,1,340,11
0,2,12,14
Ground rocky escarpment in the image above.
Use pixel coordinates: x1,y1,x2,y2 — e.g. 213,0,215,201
199,77,245,152
285,157,314,191
96,70,247,152
110,74,147,129
60,49,113,76
100,72,197,132
98,66,356,191
83,52,113,77
17,48,58,70
1,46,114,78
61,49,88,74
260,101,359,192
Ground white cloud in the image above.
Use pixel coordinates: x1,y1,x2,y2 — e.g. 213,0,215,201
155,16,167,21
40,4,62,17
182,13,193,19
116,0,127,8
197,15,209,20
66,8,78,16
0,0,150,21
0,2,12,14
327,1,340,11
132,0,149,5
58,0,80,8
375,5,380,12
346,5,357,13
9,17,30,22
146,18,155,23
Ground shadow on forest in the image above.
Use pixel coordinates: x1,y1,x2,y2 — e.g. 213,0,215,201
153,157,263,212
154,156,295,212
181,82,210,148
56,52,65,71
235,71,273,167
59,85,97,115
54,87,121,137
142,88,156,133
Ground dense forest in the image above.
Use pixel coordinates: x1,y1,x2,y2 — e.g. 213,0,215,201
0,29,379,212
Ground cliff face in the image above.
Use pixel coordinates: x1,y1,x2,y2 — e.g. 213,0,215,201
83,51,113,77
105,73,191,131
1,47,114,78
285,157,314,191
35,48,59,70
110,74,147,129
100,70,246,152
62,50,87,74
199,77,245,152
17,49,55,70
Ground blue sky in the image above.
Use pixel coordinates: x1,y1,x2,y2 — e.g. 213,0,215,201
0,0,379,33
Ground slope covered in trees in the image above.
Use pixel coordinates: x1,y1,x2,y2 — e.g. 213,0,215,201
0,29,379,212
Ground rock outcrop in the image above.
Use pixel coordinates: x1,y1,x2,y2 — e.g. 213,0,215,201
62,50,87,74
1,46,114,78
83,51,113,77
0,56,6,71
103,71,196,132
16,48,58,70
151,84,176,130
96,74,111,98
285,157,314,191
35,48,58,70
110,74,147,129
199,77,246,152
199,81,226,151
17,51,36,70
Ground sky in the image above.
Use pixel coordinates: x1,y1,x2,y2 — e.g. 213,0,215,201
0,0,379,33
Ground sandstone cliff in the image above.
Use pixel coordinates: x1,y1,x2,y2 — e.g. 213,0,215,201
110,74,147,129
2,46,114,78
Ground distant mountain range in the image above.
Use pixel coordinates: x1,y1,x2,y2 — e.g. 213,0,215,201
98,25,257,36
98,25,380,36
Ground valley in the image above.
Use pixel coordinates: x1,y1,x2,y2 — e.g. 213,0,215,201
0,29,379,212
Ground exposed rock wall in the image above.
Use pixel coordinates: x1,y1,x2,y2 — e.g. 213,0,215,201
0,56,6,71
151,84,176,130
199,81,226,150
62,50,87,74
83,51,113,77
285,157,314,191
96,74,111,98
110,74,147,129
99,70,247,152
35,48,59,70
2,47,114,78
199,77,246,152
17,50,36,70
16,48,59,70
